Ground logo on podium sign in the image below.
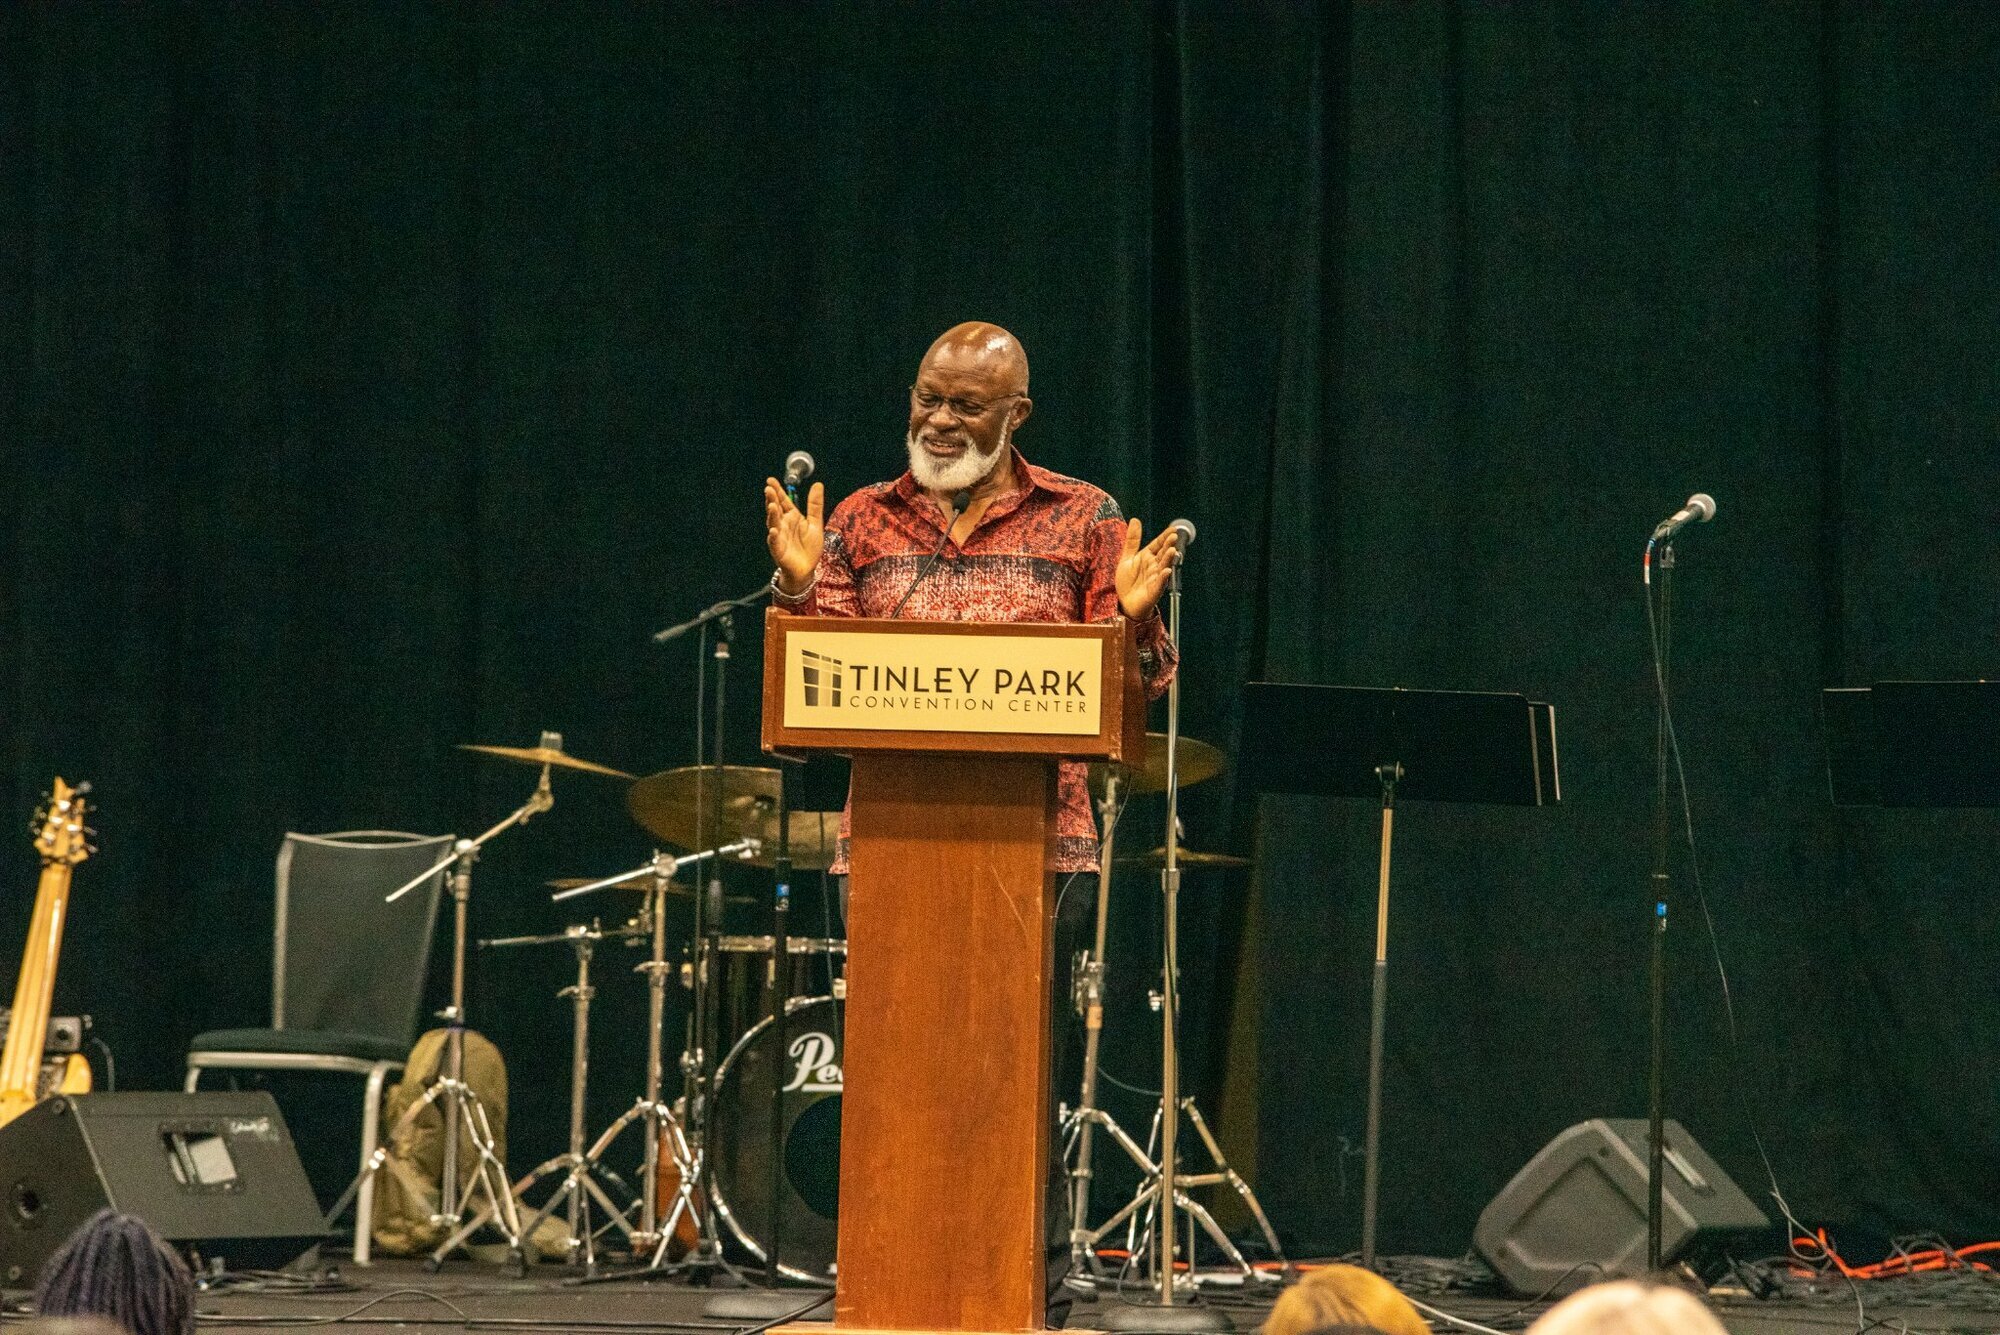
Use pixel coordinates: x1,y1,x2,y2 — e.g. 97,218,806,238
782,627,1103,735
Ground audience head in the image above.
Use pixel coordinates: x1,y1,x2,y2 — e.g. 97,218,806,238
1525,1280,1727,1335
1260,1264,1430,1335
34,1209,195,1335
18,1319,131,1335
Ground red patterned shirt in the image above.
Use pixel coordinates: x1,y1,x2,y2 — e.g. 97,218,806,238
773,447,1177,872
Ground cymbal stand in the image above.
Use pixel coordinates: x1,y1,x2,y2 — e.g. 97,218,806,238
356,760,553,1269
477,918,644,1273
1065,769,1127,1277
519,840,759,1271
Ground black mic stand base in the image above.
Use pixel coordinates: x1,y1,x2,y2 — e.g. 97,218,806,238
1097,1299,1234,1333
704,1289,832,1321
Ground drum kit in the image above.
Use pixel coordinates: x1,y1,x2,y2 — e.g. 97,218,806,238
380,720,1281,1289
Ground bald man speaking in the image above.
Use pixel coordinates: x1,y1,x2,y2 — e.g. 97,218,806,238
760,322,1181,1314
763,321,1181,870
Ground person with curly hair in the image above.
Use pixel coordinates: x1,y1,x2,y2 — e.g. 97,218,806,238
33,1209,195,1335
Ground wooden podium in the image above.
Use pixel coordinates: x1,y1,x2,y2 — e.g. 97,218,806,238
762,613,1147,1335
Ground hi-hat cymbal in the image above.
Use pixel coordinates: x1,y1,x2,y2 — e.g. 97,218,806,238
1088,734,1226,799
1112,846,1250,870
546,877,753,906
627,766,839,872
460,741,635,781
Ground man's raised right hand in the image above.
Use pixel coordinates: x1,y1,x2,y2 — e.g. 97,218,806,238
764,478,825,595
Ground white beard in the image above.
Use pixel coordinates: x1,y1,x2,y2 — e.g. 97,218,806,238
906,425,1007,494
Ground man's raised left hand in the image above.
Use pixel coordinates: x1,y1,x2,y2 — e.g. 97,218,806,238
1116,518,1182,619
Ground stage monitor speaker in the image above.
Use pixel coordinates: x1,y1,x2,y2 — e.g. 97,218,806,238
0,1092,325,1284
1474,1118,1770,1296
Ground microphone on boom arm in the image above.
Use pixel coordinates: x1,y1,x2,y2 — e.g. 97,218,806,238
889,489,973,619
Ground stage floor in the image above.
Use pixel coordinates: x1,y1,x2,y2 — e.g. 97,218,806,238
6,1253,1985,1335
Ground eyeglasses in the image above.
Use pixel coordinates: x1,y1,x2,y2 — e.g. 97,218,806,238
910,385,1025,421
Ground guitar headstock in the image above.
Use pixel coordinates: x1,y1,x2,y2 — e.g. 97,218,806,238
32,779,93,868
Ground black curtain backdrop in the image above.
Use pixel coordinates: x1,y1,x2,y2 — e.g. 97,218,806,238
5,2,1998,1258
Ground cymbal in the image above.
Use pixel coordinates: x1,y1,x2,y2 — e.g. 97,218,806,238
460,742,635,781
627,766,839,872
546,877,753,906
1088,734,1226,799
628,765,778,845
766,810,840,873
1112,846,1250,870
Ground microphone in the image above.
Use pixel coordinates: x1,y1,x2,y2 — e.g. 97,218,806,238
1166,517,1197,556
889,489,972,619
782,450,815,499
1651,493,1716,542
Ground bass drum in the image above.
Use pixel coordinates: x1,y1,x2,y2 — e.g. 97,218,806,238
710,994,844,1281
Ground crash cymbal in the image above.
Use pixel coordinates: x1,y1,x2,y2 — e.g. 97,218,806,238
460,739,634,781
626,767,840,873
1112,846,1250,870
1088,734,1226,799
628,765,781,848
546,877,753,906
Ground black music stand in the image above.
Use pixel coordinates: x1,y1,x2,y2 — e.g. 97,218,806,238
1823,681,2000,809
1239,682,1560,1268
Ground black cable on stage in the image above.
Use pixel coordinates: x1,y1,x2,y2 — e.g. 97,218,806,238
727,1293,837,1335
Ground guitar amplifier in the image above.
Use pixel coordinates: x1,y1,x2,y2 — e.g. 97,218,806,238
0,1091,325,1282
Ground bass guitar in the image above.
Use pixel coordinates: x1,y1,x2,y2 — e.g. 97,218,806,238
0,779,94,1127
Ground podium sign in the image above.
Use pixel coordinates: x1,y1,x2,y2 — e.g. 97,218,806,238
763,614,1144,1335
778,626,1105,735
764,615,1145,762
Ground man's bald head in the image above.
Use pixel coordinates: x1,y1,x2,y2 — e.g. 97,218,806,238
921,321,1029,395
906,321,1034,496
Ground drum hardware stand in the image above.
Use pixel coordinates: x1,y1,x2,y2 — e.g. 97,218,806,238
346,748,561,1271
1066,774,1277,1293
521,840,759,1276
1064,769,1126,1278
1076,1090,1284,1286
476,920,632,1272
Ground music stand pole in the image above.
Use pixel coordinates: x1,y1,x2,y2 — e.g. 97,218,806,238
1359,761,1401,1270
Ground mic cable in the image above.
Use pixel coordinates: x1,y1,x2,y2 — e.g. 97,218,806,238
889,489,972,619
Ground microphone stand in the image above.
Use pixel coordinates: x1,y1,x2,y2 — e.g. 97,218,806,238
653,583,771,644
1644,536,1673,1272
1101,553,1229,1334
589,594,770,1288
